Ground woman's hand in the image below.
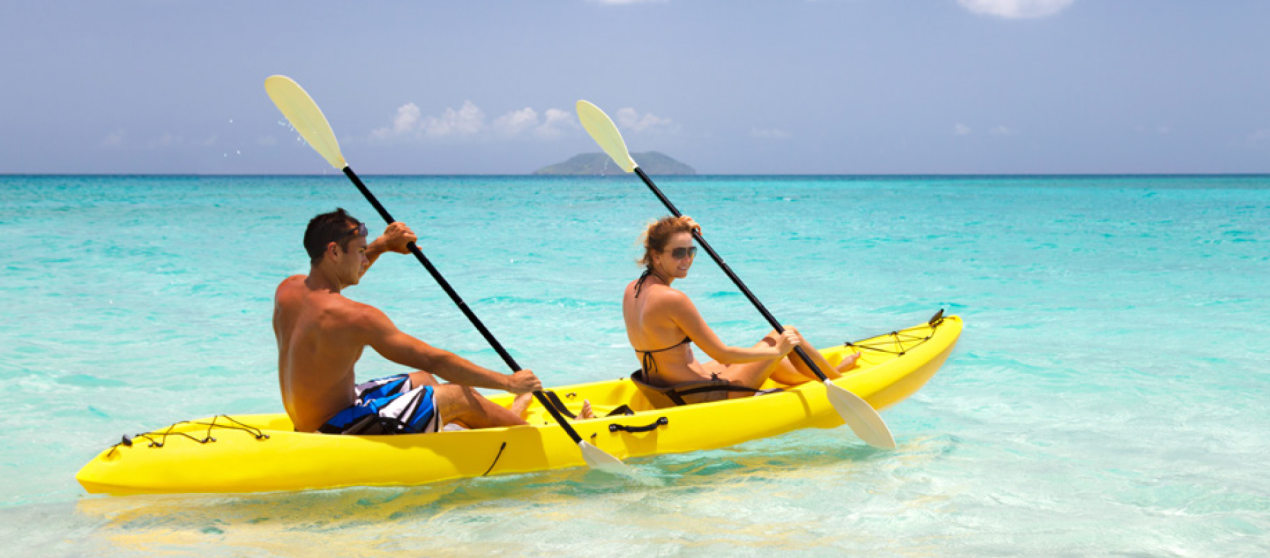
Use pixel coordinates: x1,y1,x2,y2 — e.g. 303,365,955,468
679,216,701,235
773,329,801,357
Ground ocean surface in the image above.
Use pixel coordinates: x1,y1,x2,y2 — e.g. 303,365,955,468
0,174,1267,557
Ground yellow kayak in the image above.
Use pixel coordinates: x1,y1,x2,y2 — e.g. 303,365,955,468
77,314,962,495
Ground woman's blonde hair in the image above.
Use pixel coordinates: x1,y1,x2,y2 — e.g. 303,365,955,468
637,216,700,267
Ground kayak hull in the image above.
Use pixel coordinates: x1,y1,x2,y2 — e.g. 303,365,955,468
77,315,962,495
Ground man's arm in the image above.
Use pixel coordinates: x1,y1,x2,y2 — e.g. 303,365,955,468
355,304,540,393
362,222,417,273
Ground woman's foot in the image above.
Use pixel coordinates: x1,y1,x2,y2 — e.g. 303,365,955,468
836,351,862,373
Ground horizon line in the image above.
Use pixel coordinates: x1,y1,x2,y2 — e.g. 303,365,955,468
4,172,1270,178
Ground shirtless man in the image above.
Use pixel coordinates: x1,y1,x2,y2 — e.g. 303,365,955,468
274,208,540,434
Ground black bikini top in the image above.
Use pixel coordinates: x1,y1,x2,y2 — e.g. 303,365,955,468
635,336,692,384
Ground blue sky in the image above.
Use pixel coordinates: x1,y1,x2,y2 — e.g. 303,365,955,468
2,0,1268,174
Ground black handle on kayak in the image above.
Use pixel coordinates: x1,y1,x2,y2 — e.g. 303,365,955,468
632,167,831,383
341,167,585,445
609,416,669,433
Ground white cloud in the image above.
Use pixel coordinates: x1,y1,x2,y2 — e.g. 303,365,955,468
372,101,486,139
424,101,486,138
374,102,576,142
494,107,579,139
257,135,278,146
958,0,1076,19
493,107,538,137
750,127,791,140
990,125,1018,136
954,124,973,136
101,129,126,147
536,108,576,139
615,107,679,134
378,103,422,138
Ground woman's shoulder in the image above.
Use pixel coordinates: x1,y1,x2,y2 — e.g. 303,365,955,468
644,284,691,308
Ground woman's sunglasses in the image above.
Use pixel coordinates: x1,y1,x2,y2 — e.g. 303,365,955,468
669,246,698,259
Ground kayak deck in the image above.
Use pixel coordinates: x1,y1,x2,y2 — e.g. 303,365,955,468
77,315,962,495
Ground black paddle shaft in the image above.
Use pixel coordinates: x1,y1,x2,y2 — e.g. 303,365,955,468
341,167,584,444
632,167,829,382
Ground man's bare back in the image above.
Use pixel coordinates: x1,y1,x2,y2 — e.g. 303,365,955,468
274,274,373,432
276,210,540,433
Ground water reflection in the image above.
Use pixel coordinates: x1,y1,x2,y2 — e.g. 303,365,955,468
72,433,943,556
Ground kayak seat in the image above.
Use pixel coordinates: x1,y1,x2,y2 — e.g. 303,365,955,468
630,369,781,407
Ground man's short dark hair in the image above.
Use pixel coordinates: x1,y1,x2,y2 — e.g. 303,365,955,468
304,208,363,264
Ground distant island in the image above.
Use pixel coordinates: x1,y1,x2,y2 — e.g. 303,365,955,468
534,152,696,176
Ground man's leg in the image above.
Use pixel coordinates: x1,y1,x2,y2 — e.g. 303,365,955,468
407,370,439,386
433,384,529,429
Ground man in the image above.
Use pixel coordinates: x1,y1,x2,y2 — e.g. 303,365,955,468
274,208,540,434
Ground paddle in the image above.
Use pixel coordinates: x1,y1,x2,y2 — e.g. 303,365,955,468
262,75,624,470
575,100,896,449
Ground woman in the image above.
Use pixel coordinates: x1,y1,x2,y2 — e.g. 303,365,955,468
622,215,861,399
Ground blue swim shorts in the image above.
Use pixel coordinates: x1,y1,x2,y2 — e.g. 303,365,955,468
318,374,441,435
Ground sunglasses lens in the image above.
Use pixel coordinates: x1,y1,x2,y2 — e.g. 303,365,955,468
339,223,368,242
672,247,697,259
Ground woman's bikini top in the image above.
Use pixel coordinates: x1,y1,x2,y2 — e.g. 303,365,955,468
632,268,692,383
635,336,692,384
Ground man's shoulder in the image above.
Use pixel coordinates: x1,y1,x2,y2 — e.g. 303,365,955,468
275,274,308,296
311,295,385,332
275,277,372,316
332,296,382,319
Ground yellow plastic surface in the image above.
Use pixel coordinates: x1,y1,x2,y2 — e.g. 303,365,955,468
77,316,962,495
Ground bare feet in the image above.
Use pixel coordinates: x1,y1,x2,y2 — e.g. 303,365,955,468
836,351,862,373
578,399,595,420
510,392,533,418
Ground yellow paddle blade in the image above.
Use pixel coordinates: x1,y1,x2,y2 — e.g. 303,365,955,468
824,380,896,449
579,440,626,472
264,75,347,170
575,100,638,173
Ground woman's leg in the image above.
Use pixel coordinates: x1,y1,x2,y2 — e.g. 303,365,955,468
712,331,787,397
779,326,861,381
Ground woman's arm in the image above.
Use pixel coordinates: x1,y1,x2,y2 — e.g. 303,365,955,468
664,291,795,364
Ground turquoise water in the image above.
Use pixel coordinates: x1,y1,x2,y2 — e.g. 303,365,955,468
1,174,1267,556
